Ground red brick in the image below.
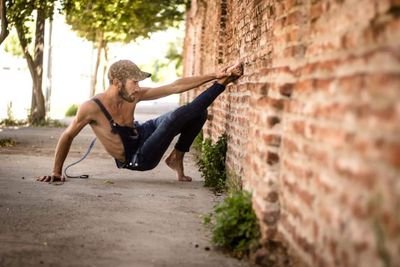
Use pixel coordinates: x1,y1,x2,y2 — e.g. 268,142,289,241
333,158,376,189
282,178,315,208
279,83,294,97
263,134,281,147
266,116,281,127
282,159,314,183
289,120,305,136
267,151,280,165
266,191,279,203
282,137,300,154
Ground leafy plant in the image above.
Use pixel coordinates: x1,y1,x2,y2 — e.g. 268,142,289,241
7,102,14,122
65,104,79,117
0,138,16,147
0,102,26,126
2,29,25,57
226,171,243,194
206,190,260,258
32,118,65,128
192,130,203,155
165,37,183,76
197,134,227,193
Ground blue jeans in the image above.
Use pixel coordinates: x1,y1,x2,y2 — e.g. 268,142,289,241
123,82,226,171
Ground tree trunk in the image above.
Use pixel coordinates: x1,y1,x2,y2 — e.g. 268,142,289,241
0,0,9,45
102,42,108,91
16,8,46,124
90,32,104,97
16,24,38,116
45,19,53,114
31,7,46,123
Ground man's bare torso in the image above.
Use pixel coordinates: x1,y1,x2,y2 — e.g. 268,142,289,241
88,93,138,162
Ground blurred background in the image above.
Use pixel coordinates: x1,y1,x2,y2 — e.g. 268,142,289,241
0,1,187,122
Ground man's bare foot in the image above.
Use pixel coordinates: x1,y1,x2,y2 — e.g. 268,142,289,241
165,149,193,182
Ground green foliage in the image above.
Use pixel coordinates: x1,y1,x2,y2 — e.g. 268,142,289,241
369,194,392,267
146,59,167,83
226,171,243,194
192,130,203,155
137,33,184,83
0,118,26,126
0,138,17,147
2,29,24,57
6,102,14,122
206,191,260,258
6,0,55,48
165,37,183,76
31,118,66,128
65,104,79,117
0,102,26,126
197,134,228,193
62,0,188,44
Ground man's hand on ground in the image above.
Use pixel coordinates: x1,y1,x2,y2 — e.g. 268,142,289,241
37,175,65,183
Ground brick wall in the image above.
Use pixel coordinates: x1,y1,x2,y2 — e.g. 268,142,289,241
181,0,400,266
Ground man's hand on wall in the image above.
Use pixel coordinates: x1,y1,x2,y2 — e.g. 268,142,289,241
216,61,243,79
227,61,243,77
216,62,243,85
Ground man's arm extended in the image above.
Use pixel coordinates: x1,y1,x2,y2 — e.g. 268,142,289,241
139,74,219,101
139,62,243,101
37,101,93,183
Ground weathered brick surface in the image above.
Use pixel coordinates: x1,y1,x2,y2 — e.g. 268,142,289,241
182,0,400,266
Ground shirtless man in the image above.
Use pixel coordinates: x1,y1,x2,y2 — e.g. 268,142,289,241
37,60,243,183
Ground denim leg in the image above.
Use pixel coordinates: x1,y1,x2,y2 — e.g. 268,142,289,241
174,110,207,152
136,82,226,171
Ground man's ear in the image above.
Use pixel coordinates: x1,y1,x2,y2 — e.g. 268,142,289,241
112,78,121,86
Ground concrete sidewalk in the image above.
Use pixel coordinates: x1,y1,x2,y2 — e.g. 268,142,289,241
0,123,251,267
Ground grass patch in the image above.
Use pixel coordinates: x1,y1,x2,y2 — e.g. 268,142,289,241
0,138,17,147
0,102,27,126
0,118,27,127
32,119,66,128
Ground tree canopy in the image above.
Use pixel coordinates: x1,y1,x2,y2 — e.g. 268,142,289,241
62,0,188,44
6,0,55,48
61,0,188,96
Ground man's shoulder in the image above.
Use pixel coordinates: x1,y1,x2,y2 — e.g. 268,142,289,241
74,98,102,122
80,99,98,112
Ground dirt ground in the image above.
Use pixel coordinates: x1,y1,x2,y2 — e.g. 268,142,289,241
0,113,252,267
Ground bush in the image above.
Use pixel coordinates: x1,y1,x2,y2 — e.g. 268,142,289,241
0,118,26,126
192,130,203,155
197,134,227,193
65,104,79,117
32,119,66,128
0,102,26,126
0,138,16,147
205,190,260,258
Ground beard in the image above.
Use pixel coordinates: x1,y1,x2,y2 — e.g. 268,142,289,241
118,84,135,102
